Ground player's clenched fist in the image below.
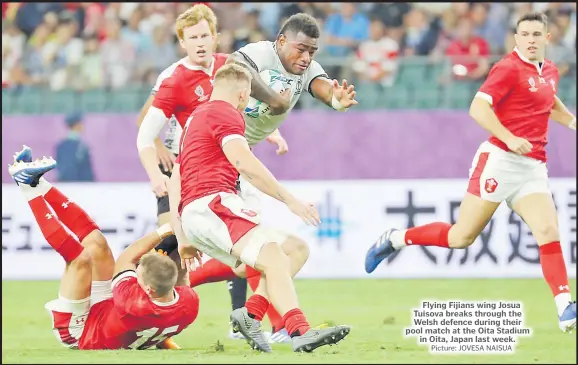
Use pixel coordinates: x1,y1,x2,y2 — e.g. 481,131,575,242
286,199,321,226
505,136,533,155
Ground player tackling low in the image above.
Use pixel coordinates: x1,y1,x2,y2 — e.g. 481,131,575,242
170,63,351,353
185,12,358,342
8,147,199,349
365,12,576,333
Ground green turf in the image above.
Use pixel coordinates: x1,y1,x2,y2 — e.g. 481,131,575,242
2,279,576,363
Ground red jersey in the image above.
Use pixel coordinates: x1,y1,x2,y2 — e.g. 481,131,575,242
476,48,559,162
78,271,199,350
152,54,229,128
446,36,490,74
178,100,246,214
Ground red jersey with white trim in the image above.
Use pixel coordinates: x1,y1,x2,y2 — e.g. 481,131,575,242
78,271,199,350
152,54,229,129
476,48,559,162
178,100,246,213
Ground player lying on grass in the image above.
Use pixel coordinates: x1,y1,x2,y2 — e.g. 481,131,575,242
170,63,351,353
8,147,199,350
365,12,576,333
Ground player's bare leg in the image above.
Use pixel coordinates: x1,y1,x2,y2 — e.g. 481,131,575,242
365,193,500,273
230,231,350,353
511,193,576,332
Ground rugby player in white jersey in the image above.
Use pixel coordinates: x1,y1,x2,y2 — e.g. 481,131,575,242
185,13,358,343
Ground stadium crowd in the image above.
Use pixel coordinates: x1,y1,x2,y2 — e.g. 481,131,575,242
2,2,576,90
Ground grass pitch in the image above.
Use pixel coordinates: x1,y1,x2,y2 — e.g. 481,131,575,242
2,279,576,364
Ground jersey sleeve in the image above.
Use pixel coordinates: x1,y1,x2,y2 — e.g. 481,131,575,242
235,41,276,73
305,60,329,96
152,70,182,118
111,270,151,317
476,60,516,106
210,108,246,148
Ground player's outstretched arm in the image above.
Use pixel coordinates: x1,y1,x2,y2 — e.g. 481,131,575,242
310,77,358,111
223,138,320,225
226,54,290,115
550,95,576,130
114,224,174,275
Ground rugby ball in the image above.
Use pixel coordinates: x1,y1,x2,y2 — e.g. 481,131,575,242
244,69,290,119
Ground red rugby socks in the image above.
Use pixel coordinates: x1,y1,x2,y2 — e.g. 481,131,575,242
44,186,99,242
391,222,452,248
245,266,285,332
188,258,236,287
539,242,572,316
28,196,83,263
282,308,311,337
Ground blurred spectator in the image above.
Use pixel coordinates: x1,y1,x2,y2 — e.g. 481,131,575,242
471,3,509,54
16,23,51,87
232,9,267,50
55,111,96,183
556,8,576,49
546,21,575,77
324,3,369,57
2,22,25,85
211,3,245,34
445,17,490,81
138,3,167,36
371,2,411,29
122,6,148,55
402,8,438,56
280,3,325,24
509,3,533,29
100,18,135,89
352,19,399,87
241,3,282,39
413,3,451,16
2,1,576,93
15,3,64,37
76,3,107,41
451,3,471,18
77,35,104,90
138,25,177,85
42,18,84,90
430,7,459,59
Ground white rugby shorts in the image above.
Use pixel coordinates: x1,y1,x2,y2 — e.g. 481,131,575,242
180,192,288,268
467,141,550,207
44,280,113,348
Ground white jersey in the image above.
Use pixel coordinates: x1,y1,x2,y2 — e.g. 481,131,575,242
236,41,328,146
151,67,182,155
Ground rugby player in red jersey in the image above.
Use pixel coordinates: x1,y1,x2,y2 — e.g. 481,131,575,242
365,12,576,333
8,147,199,350
169,63,351,352
135,4,287,340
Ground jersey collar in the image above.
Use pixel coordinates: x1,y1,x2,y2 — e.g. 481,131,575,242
151,289,179,307
181,56,215,76
513,47,543,75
